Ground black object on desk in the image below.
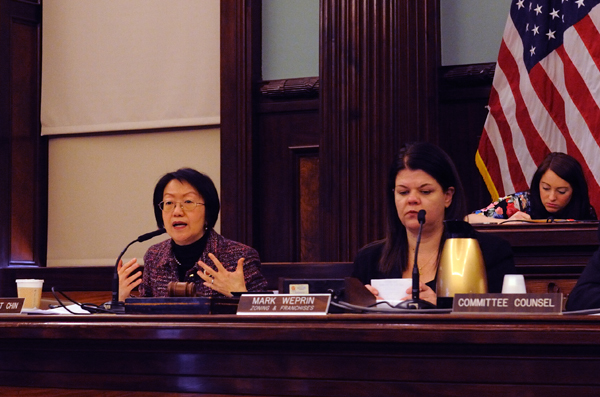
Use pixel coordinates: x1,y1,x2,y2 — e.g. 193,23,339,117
124,296,239,314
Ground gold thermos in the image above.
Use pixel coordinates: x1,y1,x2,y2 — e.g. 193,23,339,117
436,220,487,308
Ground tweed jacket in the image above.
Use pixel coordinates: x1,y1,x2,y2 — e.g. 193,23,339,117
138,229,267,297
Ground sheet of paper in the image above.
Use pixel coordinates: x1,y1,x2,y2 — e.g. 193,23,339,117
370,278,412,301
21,304,93,315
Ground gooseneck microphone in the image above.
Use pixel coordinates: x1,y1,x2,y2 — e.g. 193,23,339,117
398,209,436,310
412,209,426,301
106,228,166,312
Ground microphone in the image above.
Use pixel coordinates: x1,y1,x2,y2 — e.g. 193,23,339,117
137,228,167,243
398,209,436,310
412,209,426,300
105,228,166,312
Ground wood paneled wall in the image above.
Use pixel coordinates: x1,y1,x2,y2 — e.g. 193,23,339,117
438,63,496,211
220,0,262,248
0,0,45,268
221,0,442,262
256,92,320,262
319,0,440,261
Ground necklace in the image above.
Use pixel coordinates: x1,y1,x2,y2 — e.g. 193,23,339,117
413,250,438,275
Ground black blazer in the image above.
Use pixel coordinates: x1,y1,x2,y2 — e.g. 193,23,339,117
352,231,516,293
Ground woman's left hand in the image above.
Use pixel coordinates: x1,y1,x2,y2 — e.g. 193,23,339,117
197,253,247,297
403,282,437,305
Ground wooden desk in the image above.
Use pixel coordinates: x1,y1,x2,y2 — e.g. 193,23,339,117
475,221,599,296
1,313,600,396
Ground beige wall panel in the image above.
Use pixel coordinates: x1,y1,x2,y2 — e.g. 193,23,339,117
47,128,220,267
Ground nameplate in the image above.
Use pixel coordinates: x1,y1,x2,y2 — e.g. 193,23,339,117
453,293,563,314
237,294,331,315
0,298,24,314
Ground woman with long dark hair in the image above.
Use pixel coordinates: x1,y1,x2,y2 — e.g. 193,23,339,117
352,142,516,304
469,152,597,223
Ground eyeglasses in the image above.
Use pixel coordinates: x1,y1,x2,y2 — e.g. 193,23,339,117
158,200,205,212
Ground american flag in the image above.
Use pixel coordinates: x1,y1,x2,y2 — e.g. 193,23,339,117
476,0,600,213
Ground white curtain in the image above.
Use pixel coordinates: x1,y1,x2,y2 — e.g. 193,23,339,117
41,0,220,135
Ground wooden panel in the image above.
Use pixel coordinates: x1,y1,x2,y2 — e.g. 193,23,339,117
438,63,496,211
220,0,261,247
0,0,45,268
256,99,320,262
0,266,113,298
319,0,440,261
297,151,320,261
10,18,37,262
476,222,599,302
475,222,599,273
260,262,354,291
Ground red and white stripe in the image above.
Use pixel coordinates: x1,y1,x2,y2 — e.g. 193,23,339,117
478,5,600,212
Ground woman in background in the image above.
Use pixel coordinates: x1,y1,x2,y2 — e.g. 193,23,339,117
118,168,267,301
352,142,516,305
467,152,596,223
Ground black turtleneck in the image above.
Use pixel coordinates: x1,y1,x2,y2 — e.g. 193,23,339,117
172,232,210,281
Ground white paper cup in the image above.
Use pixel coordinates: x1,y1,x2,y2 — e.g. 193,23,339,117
16,279,44,309
371,278,413,300
502,274,526,294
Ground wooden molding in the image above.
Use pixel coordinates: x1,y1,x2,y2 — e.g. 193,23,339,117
259,77,319,99
440,62,496,87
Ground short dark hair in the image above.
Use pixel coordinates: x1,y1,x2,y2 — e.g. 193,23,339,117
529,152,594,220
380,142,466,275
152,168,220,230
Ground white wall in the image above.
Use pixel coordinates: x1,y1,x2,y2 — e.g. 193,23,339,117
41,0,220,135
262,0,320,80
43,1,221,267
441,0,513,65
261,1,513,72
47,128,220,267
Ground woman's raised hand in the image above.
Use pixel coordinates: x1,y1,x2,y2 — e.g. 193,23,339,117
197,253,247,297
117,257,142,301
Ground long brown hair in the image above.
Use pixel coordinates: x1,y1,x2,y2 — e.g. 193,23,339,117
529,152,595,220
379,142,467,275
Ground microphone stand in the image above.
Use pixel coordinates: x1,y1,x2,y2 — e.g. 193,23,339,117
105,228,166,313
397,210,436,310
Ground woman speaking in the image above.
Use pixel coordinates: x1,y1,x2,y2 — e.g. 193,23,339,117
117,168,267,300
